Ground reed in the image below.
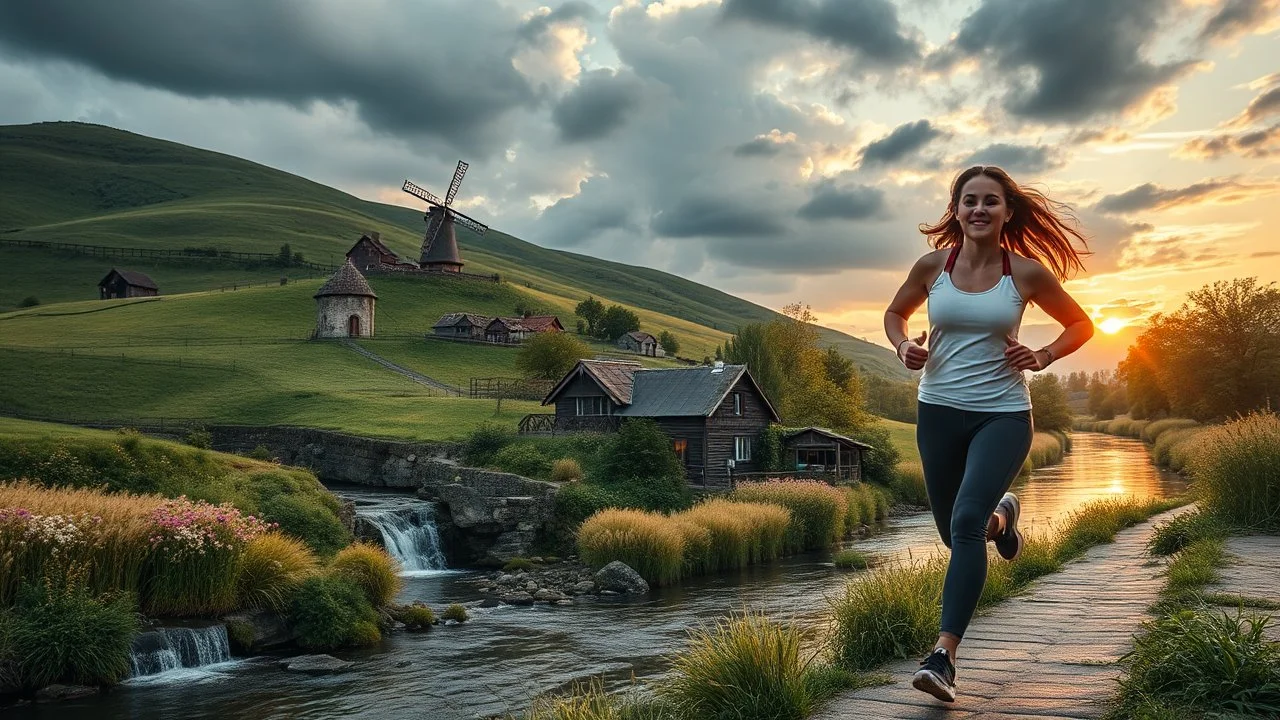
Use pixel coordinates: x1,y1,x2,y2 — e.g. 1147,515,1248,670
1151,426,1206,470
887,462,928,507
329,542,403,607
1187,411,1280,531
730,480,846,552
1140,418,1199,444
577,508,685,586
235,532,320,612
678,499,790,569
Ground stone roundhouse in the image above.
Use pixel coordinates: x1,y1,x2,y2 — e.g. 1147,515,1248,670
314,261,376,338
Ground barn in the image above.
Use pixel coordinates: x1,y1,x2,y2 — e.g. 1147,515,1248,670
99,269,159,299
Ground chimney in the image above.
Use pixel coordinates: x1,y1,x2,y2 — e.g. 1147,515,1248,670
712,360,725,373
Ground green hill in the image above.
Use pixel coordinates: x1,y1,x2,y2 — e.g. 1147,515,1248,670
0,121,906,440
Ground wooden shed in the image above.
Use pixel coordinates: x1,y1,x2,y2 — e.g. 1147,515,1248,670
781,427,872,482
99,269,158,299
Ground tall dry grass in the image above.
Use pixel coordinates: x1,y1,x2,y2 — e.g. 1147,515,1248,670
577,508,685,585
1188,412,1280,531
730,481,846,552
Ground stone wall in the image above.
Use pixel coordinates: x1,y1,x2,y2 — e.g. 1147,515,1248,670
315,294,374,338
208,426,555,564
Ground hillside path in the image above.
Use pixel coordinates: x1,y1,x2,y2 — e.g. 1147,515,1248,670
813,509,1182,720
339,340,465,395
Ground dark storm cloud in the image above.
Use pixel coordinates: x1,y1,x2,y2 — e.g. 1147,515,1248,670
721,0,920,66
1095,178,1279,214
797,182,885,220
942,0,1197,122
651,194,786,238
552,69,643,143
960,143,1064,174
537,178,639,246
518,1,598,42
0,0,536,152
860,120,943,165
1198,0,1280,44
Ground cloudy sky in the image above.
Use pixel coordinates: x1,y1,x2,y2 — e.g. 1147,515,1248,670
1,0,1277,370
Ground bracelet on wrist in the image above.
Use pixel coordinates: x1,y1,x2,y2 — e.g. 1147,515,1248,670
896,339,911,362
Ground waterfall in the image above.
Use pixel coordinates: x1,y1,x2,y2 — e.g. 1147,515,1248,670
129,625,232,679
354,496,449,573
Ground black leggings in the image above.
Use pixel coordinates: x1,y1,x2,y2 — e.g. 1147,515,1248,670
917,401,1033,639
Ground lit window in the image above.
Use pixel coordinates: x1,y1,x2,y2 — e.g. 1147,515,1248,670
734,436,753,461
673,438,688,462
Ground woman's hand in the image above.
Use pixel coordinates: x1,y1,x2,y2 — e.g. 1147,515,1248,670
1004,335,1049,371
898,331,929,370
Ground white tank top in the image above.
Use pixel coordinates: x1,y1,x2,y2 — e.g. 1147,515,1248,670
917,245,1032,412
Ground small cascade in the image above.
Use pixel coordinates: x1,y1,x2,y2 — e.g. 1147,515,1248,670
353,496,449,572
129,625,232,679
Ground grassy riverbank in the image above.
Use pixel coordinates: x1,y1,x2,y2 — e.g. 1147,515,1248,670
0,418,405,695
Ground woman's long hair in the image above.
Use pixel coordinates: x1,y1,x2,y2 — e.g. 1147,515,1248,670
919,165,1090,281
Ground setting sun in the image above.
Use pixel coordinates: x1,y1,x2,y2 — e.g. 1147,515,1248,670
1098,317,1129,335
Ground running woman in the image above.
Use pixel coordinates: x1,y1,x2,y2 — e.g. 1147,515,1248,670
883,165,1095,702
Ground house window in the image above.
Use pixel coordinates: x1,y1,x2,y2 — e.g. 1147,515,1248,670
673,438,688,463
733,392,742,416
734,436,753,462
575,397,608,416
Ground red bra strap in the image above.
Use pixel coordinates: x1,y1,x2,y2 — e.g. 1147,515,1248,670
944,244,961,272
1002,249,1012,276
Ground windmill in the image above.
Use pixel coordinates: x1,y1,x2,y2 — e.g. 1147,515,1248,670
402,160,489,272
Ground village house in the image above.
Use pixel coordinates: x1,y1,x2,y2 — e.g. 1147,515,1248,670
780,427,873,482
99,268,159,299
533,359,778,487
345,231,418,272
313,261,376,338
616,330,665,357
432,313,491,340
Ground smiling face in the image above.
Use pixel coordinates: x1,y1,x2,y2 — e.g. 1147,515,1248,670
956,174,1012,244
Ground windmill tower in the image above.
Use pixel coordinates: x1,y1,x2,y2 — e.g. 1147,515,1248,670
402,161,490,272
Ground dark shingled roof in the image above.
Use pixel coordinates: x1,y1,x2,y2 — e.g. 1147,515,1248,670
783,427,874,450
617,364,748,418
521,315,564,332
100,268,158,290
625,331,656,343
433,312,491,329
314,261,377,299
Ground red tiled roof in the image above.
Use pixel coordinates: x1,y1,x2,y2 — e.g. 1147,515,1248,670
521,315,564,332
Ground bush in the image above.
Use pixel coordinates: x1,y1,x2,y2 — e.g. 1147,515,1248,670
730,480,846,552
464,423,515,467
247,445,274,462
236,533,319,612
1188,412,1280,531
1141,418,1199,444
19,296,40,308
1152,427,1206,470
491,443,553,479
184,428,213,449
663,612,812,720
831,558,944,671
599,419,685,485
1110,609,1280,719
677,499,790,571
1147,509,1225,556
395,602,437,630
842,423,900,485
503,557,535,572
329,542,403,607
257,490,351,556
577,509,685,586
442,603,469,622
11,576,139,689
290,575,380,649
832,549,870,569
550,458,584,483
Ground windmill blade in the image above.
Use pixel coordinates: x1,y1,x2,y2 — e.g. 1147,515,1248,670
444,160,469,206
421,212,445,257
448,207,489,236
402,180,445,207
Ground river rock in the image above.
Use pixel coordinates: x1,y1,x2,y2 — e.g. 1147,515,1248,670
593,561,650,595
35,685,98,702
555,599,574,606
223,608,295,652
502,592,535,606
524,581,538,592
572,580,596,594
479,597,501,609
279,655,354,675
533,589,566,602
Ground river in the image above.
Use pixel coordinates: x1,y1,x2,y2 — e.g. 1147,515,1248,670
13,432,1184,720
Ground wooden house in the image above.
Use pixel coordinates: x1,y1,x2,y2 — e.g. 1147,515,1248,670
617,331,665,357
346,231,417,272
485,317,530,344
536,360,779,487
781,427,873,482
519,315,565,334
432,313,491,340
99,269,158,299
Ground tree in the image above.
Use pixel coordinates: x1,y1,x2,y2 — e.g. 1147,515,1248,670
515,332,591,381
597,304,640,340
18,296,39,308
724,323,781,405
822,346,856,389
574,297,605,336
278,243,294,266
1029,374,1072,431
714,344,723,362
658,330,680,356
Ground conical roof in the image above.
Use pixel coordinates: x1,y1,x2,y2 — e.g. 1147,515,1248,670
420,208,464,267
314,260,377,299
